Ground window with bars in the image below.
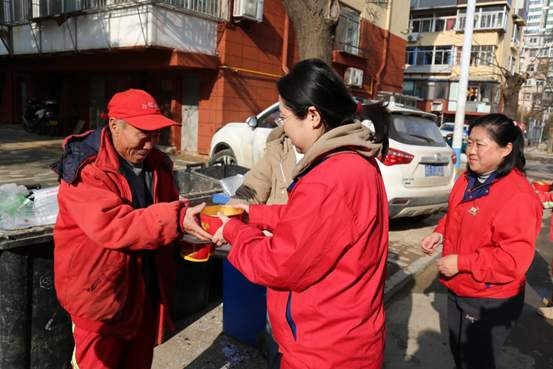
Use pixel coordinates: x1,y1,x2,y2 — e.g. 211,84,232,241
0,0,225,23
335,4,360,55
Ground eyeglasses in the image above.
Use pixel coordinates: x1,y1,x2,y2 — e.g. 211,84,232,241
275,114,293,127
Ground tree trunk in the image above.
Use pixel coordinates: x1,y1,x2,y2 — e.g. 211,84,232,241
502,73,527,120
281,0,340,66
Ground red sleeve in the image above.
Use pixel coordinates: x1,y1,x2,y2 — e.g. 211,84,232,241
58,166,184,251
224,183,359,292
536,191,553,209
247,204,287,233
434,213,448,236
457,193,543,283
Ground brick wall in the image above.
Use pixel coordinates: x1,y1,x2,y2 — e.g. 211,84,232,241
195,0,298,154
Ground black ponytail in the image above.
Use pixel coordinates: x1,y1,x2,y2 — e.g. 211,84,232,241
277,58,390,155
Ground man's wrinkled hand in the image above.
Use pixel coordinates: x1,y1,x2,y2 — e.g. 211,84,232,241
183,203,212,241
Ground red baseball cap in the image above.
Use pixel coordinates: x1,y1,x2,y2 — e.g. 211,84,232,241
104,89,181,131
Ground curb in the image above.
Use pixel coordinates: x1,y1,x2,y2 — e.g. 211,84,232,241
383,245,443,303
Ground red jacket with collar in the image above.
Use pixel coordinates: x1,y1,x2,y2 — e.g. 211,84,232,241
434,169,542,299
536,190,553,241
224,153,388,369
51,127,183,339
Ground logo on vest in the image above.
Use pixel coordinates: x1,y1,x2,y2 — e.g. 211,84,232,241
468,206,479,216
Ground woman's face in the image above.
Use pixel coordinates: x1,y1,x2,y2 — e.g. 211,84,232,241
278,96,323,154
466,126,512,174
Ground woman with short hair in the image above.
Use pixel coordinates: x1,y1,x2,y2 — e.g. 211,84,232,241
422,114,543,369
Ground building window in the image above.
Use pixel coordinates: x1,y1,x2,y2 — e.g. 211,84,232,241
537,80,545,86
404,81,449,100
335,4,360,54
409,13,456,33
411,18,433,33
457,6,507,31
508,56,515,73
523,93,532,100
529,50,537,58
456,45,495,66
545,91,553,100
528,64,536,72
406,46,452,66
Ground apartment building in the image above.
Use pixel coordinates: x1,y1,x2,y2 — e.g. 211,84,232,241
0,0,409,154
518,0,553,142
404,0,526,125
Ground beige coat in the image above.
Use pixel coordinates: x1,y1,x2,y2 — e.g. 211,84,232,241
227,127,295,206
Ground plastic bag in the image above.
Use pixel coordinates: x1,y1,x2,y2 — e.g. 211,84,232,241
31,186,60,226
0,184,60,230
220,174,247,197
0,183,29,230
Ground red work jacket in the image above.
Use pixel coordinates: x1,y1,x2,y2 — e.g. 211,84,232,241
52,128,182,339
225,153,388,369
435,169,542,299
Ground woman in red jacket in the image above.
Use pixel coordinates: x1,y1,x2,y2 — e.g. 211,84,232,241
535,182,553,318
213,58,391,368
422,114,543,369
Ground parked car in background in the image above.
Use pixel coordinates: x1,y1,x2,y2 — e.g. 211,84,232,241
209,101,456,218
439,122,468,152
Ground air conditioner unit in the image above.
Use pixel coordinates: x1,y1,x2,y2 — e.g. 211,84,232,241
430,101,443,112
233,0,264,23
407,33,418,43
344,67,364,88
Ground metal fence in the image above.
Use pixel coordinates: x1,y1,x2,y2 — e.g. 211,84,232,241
0,0,223,24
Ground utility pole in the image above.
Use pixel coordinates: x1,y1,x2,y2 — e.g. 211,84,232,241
453,0,476,178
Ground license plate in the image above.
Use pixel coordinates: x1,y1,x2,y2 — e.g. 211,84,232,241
49,120,58,126
425,165,444,177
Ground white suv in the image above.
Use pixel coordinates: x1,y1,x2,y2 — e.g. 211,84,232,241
209,101,456,218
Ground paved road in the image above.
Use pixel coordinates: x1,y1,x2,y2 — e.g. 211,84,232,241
384,211,553,369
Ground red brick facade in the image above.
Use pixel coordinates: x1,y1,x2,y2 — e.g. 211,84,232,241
0,0,406,155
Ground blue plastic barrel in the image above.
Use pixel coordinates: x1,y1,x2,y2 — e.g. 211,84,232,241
222,259,267,346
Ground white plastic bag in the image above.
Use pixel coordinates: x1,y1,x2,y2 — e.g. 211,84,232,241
0,183,29,230
220,174,247,197
31,186,60,226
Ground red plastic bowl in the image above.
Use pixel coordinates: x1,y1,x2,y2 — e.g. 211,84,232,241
533,181,551,192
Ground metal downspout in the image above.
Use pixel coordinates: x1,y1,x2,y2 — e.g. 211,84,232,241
282,14,290,75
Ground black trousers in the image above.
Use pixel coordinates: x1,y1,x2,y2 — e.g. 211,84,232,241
447,290,524,369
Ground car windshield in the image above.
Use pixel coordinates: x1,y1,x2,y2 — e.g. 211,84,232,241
391,115,447,147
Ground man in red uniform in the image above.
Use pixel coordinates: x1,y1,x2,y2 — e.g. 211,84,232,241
51,89,211,368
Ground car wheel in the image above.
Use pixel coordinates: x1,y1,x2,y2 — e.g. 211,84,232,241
210,149,237,165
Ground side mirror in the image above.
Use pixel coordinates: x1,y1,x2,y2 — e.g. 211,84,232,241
246,116,258,128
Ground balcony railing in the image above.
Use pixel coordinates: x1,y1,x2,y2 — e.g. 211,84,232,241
0,0,225,24
410,0,456,10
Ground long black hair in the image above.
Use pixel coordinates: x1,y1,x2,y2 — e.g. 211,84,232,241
468,113,526,178
277,58,391,156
